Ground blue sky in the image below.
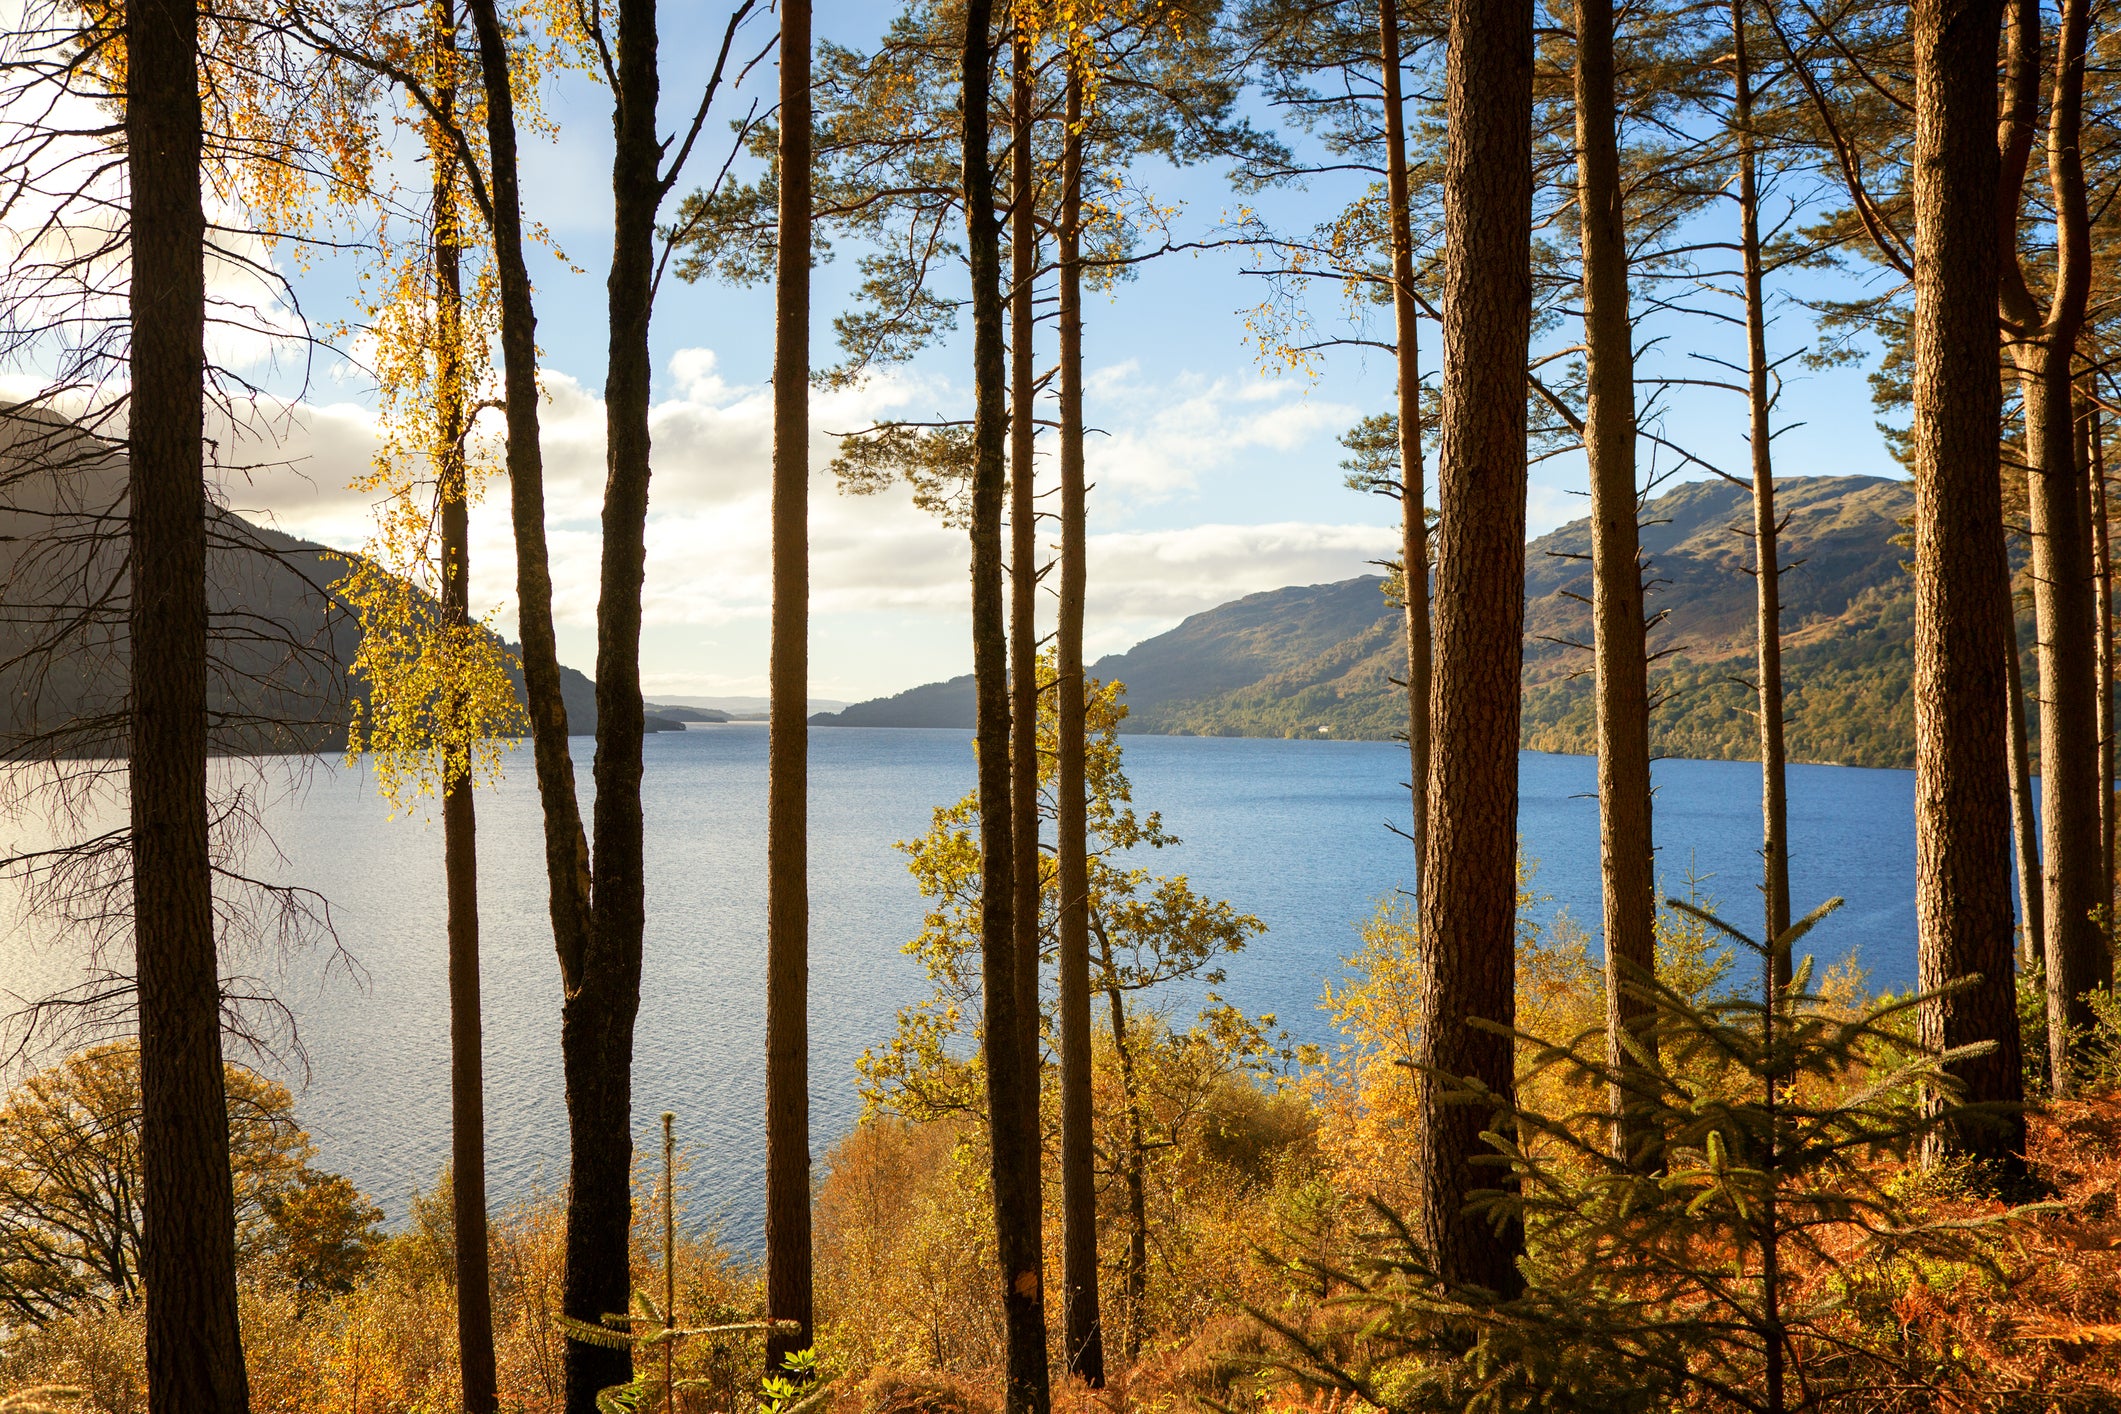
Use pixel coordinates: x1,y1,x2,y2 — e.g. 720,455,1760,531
216,1,1909,701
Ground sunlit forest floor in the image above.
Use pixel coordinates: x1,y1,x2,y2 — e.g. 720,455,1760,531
11,1035,2121,1412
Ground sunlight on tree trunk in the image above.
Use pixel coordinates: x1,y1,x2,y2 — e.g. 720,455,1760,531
1574,0,1657,1158
1415,0,1532,1296
1909,0,2025,1170
2008,608,2044,975
2092,405,2114,937
1732,0,1791,973
1998,0,2100,1089
1378,0,1429,888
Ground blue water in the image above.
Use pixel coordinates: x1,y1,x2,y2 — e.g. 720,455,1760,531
0,727,1919,1248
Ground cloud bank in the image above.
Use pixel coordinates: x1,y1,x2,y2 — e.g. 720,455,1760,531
94,349,1400,698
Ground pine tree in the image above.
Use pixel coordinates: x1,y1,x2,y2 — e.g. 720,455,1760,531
1415,0,1534,1295
960,5,1051,1409
1571,0,1657,1153
1255,899,2027,1414
127,0,252,1400
765,0,817,1374
1905,0,2026,1168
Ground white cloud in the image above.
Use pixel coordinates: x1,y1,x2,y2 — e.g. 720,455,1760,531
29,346,1399,697
1080,364,1359,505
1089,521,1396,618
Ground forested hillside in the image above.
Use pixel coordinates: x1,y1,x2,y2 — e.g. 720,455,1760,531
0,409,608,752
822,474,1925,768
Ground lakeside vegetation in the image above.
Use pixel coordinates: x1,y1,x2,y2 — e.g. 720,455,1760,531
11,808,2121,1410
5,0,2120,1407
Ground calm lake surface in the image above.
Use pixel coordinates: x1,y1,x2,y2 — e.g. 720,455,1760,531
0,726,1921,1248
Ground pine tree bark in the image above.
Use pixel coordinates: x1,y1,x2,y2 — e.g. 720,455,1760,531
1574,0,1656,1152
2008,605,2043,971
1909,0,2025,1169
1414,0,1532,1296
961,5,1050,1408
1733,0,1792,968
1007,15,1043,1139
764,0,815,1371
2092,407,2114,930
1378,0,1428,883
432,22,498,1402
1055,57,1106,1391
127,0,250,1403
1999,0,2100,1090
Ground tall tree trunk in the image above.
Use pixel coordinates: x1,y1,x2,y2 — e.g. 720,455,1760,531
1909,0,2025,1170
465,0,592,974
764,0,815,1371
465,4,610,1369
2008,600,2043,971
432,24,498,1404
127,0,250,1404
563,0,668,1401
1733,0,1791,969
2000,0,2099,1090
1055,57,1106,1391
961,6,1050,1409
2026,358,2102,1084
1007,11,1043,1138
1095,924,1145,1366
2093,406,2114,936
1414,0,1532,1296
1574,0,1656,1154
1378,0,1428,884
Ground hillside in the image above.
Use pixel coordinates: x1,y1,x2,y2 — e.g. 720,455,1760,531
0,407,610,753
815,475,1925,770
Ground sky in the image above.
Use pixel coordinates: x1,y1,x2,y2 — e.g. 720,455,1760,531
7,0,1914,704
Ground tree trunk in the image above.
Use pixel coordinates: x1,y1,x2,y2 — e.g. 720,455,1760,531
1999,0,2098,1092
465,0,593,978
2008,602,2044,972
127,0,250,1403
1414,0,1532,1296
432,26,498,1404
2026,357,2102,1087
1007,12,1043,1139
1909,0,2025,1170
1095,924,1145,1366
1055,58,1106,1391
2093,406,2114,938
1378,0,1428,885
764,0,815,1372
1574,0,1656,1155
961,6,1050,1409
464,5,607,1387
563,0,668,1401
1734,0,1791,970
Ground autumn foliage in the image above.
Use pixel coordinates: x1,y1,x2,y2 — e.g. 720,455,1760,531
10,806,2121,1411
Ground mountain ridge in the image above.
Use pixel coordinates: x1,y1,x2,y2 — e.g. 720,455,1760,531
0,406,616,752
814,474,1923,770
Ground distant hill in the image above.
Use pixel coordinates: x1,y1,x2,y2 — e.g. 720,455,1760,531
652,695,847,717
814,475,1925,770
0,407,607,753
644,704,732,724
